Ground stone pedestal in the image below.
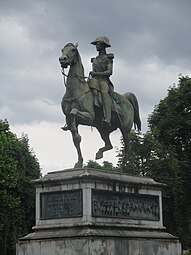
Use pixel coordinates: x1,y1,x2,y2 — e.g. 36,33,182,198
17,168,181,255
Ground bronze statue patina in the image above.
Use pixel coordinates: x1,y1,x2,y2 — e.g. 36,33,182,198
89,36,113,125
59,37,141,169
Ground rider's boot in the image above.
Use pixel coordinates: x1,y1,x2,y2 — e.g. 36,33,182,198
61,116,71,131
101,93,112,125
61,124,69,131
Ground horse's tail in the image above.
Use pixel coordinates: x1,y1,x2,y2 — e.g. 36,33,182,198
124,92,141,131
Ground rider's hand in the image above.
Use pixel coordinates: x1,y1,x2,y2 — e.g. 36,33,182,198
89,71,96,77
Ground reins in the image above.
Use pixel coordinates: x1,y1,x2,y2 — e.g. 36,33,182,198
61,69,67,86
61,68,91,102
61,68,90,86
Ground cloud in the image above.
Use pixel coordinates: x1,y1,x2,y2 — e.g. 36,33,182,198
1,0,191,173
11,121,122,175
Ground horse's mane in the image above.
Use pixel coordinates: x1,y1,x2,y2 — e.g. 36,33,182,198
65,43,85,77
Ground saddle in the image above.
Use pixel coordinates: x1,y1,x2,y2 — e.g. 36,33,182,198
88,78,123,115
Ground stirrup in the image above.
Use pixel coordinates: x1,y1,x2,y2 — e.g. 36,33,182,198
61,124,69,131
102,118,111,126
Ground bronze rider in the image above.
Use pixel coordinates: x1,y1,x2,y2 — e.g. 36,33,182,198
89,36,114,125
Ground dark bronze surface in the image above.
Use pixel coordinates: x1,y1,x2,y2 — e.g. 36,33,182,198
59,40,141,169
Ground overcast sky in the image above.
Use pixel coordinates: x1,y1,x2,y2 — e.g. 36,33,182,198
1,0,191,175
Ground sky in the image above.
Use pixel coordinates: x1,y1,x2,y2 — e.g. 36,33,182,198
1,0,191,175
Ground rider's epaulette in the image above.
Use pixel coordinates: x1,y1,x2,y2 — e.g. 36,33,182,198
107,53,114,59
91,57,95,63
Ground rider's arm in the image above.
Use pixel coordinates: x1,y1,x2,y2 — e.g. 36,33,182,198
103,58,113,77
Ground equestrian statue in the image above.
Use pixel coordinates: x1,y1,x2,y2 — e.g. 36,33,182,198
59,36,141,169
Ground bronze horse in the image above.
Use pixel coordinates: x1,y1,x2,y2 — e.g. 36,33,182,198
59,43,141,169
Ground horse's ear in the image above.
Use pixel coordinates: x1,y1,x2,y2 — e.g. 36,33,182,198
75,42,78,48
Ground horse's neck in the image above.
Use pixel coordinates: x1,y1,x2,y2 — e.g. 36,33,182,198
66,55,88,98
68,56,85,84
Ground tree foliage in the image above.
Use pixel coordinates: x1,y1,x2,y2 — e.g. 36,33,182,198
0,120,41,255
148,76,191,248
84,160,115,171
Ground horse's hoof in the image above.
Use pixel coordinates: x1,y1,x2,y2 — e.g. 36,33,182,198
95,151,103,160
74,161,83,168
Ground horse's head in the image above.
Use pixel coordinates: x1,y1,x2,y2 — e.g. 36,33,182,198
59,43,78,69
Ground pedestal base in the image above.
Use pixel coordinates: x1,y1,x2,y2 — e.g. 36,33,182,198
17,227,181,255
17,168,181,255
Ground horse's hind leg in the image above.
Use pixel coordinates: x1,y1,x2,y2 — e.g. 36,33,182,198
120,128,130,170
95,129,113,160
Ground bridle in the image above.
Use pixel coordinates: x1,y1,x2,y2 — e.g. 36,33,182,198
60,45,90,86
60,45,91,101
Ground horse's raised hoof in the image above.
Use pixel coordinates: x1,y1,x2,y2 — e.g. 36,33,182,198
95,151,103,160
70,108,78,115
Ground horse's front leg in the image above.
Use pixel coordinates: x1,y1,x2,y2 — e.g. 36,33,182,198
70,113,83,168
70,107,95,125
69,106,94,168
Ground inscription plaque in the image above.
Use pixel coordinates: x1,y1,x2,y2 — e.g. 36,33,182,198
40,189,82,219
92,190,159,221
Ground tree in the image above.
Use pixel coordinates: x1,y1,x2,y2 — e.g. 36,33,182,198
84,160,114,171
84,159,102,169
0,120,41,255
116,131,142,174
148,76,191,248
117,130,155,176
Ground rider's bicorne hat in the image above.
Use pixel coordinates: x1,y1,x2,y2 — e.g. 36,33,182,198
91,36,111,47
